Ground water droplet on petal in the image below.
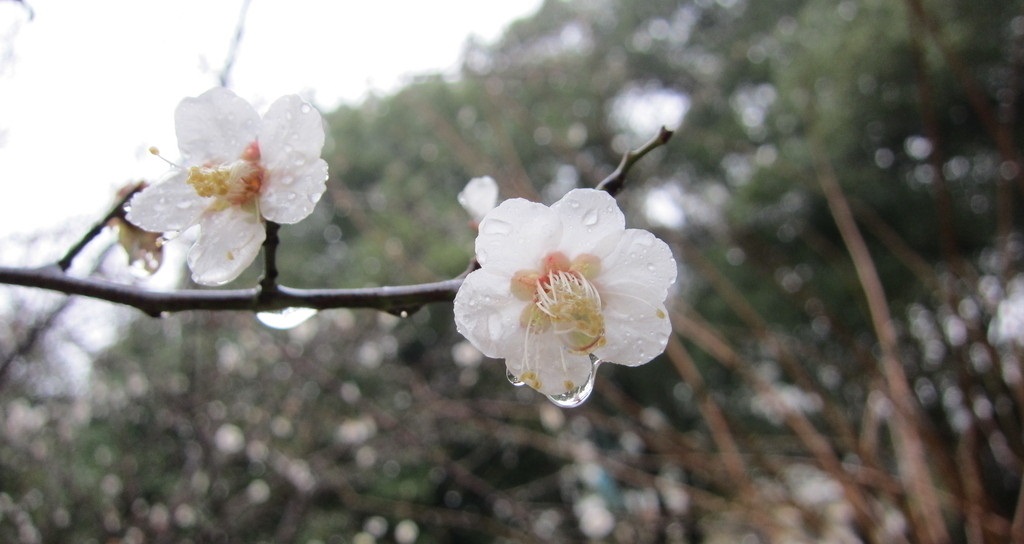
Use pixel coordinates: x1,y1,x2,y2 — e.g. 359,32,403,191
481,218,512,235
569,200,580,209
176,201,193,210
256,307,318,329
582,209,599,226
547,357,601,408
308,193,321,204
300,103,312,114
507,369,525,387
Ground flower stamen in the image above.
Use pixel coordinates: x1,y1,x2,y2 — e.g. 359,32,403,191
186,160,263,205
534,269,606,353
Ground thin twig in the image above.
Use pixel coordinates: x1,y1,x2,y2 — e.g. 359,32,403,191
56,182,144,271
596,126,674,196
218,0,252,88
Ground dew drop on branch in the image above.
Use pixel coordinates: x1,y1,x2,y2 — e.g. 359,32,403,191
256,307,317,329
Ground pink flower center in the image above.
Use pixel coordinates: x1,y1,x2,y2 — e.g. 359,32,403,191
186,142,264,207
512,251,606,355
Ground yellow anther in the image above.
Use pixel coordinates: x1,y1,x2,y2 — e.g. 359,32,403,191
185,160,263,205
534,269,605,353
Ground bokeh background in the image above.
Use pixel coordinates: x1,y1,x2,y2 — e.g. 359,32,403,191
2,0,1023,542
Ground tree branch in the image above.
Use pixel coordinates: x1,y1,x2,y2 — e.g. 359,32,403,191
0,264,461,317
596,125,674,196
0,128,669,317
57,182,144,271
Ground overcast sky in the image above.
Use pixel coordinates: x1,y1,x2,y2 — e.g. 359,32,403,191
0,0,542,238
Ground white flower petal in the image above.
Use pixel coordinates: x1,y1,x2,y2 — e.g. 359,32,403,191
126,170,207,232
457,176,499,221
594,296,672,366
260,158,329,224
257,95,328,224
505,341,593,396
596,229,677,303
476,198,561,271
551,188,625,256
175,88,260,165
186,205,265,285
454,269,528,358
259,95,326,164
592,229,675,366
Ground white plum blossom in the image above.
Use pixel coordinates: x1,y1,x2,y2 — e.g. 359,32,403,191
453,188,676,396
457,175,499,223
127,87,329,285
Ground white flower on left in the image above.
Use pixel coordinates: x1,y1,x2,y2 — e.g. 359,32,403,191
127,88,329,285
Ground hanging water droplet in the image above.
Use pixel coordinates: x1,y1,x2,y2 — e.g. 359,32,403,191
256,307,317,329
582,209,599,226
547,357,601,408
507,369,525,387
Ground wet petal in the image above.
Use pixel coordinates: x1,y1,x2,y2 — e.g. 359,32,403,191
257,95,328,224
551,189,625,257
187,205,265,285
454,268,528,358
260,158,329,224
126,170,207,232
176,88,260,165
476,198,561,272
259,95,326,164
594,295,672,366
596,229,677,303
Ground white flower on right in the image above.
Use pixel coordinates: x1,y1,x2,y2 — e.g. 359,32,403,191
453,188,677,396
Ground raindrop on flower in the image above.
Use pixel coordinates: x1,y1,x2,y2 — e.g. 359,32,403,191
547,357,601,408
256,307,318,329
582,209,599,226
481,218,512,235
507,369,526,387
